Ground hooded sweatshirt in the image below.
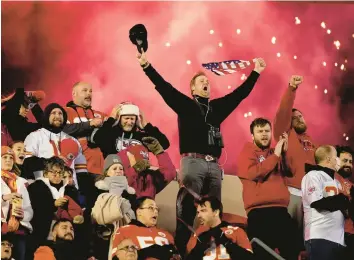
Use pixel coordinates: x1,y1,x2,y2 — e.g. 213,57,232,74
118,149,176,199
64,101,106,174
237,142,290,213
273,86,317,191
23,103,87,183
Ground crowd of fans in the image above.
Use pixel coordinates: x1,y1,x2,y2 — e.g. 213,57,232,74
1,50,354,260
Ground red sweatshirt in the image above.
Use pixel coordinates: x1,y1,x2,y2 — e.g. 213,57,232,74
273,86,317,189
122,152,176,199
237,142,290,213
335,173,354,235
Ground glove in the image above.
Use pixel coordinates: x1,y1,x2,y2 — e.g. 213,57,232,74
142,137,164,155
133,160,150,173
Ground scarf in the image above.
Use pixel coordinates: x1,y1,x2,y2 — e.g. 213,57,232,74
1,170,20,232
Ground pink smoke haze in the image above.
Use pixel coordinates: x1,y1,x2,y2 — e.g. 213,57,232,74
2,1,354,174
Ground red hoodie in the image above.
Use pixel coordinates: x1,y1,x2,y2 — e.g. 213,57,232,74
120,152,176,199
273,86,317,189
237,142,290,213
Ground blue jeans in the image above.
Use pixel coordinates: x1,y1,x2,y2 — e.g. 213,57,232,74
305,239,345,260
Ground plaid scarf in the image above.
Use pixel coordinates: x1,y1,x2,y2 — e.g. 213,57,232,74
1,170,20,232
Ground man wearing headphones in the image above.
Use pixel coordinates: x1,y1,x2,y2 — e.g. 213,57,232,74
137,48,266,256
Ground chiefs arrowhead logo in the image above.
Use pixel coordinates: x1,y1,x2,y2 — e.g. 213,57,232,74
258,155,265,163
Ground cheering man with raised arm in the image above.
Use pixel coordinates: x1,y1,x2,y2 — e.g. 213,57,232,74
137,48,266,256
273,76,318,231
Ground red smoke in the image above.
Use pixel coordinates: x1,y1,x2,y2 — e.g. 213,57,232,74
2,1,354,174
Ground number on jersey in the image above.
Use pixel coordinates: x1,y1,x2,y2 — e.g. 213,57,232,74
203,245,230,260
325,186,338,196
137,236,169,248
203,226,238,260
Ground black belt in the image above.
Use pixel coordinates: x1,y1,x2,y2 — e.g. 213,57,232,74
181,153,218,162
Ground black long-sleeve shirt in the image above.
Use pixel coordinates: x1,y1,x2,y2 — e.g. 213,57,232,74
143,65,260,158
92,117,170,158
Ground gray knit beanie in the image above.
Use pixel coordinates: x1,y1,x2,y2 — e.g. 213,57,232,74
103,154,123,174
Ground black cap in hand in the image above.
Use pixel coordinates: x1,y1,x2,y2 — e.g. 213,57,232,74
129,24,148,53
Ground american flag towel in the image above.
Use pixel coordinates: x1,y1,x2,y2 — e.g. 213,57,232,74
202,59,256,76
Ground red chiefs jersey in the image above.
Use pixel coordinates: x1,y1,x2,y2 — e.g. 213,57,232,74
111,222,175,259
186,224,252,260
335,173,354,234
65,105,107,174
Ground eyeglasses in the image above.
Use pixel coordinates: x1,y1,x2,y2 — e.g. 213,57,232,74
140,206,160,213
118,245,138,252
47,170,63,176
1,242,13,248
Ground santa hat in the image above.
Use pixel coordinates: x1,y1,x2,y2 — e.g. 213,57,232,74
1,146,14,157
60,139,80,166
112,102,140,128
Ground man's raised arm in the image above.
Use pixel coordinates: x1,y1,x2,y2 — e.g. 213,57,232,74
137,48,194,114
273,75,303,141
211,58,266,123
